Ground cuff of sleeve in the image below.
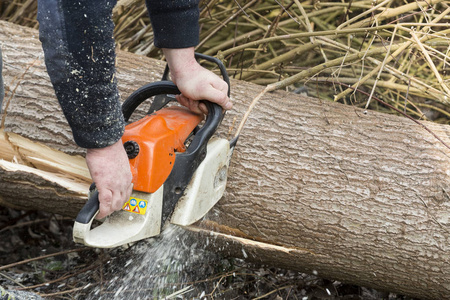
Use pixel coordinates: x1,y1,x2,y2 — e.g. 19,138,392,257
57,85,126,149
72,116,125,149
148,7,200,48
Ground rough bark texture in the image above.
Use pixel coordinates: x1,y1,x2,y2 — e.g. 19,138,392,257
1,21,449,299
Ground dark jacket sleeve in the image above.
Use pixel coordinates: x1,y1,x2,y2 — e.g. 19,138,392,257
37,0,200,149
145,0,200,48
37,0,125,148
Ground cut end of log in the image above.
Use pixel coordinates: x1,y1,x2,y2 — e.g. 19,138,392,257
0,128,90,215
0,128,90,182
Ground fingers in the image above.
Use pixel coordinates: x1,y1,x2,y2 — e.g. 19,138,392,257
203,82,232,110
176,95,212,115
96,181,133,220
127,182,134,200
86,140,133,220
176,95,203,115
169,60,233,113
176,81,232,114
96,189,112,220
198,102,208,115
96,183,132,220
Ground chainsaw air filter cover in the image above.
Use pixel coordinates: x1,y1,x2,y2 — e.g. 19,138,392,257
122,106,203,194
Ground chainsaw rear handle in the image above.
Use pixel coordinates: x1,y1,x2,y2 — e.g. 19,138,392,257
75,185,99,224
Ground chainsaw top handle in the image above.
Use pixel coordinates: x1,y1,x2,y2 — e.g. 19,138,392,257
121,81,223,141
142,53,230,115
159,53,230,97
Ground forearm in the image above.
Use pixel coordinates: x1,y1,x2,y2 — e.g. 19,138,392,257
37,0,124,148
162,47,197,75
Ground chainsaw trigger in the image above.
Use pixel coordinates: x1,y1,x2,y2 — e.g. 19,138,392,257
73,187,164,248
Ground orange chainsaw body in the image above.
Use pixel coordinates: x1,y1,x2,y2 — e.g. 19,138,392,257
122,106,203,193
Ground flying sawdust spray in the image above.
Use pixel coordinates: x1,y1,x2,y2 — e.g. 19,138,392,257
84,224,219,299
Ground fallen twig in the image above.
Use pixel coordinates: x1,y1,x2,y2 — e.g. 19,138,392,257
0,248,91,272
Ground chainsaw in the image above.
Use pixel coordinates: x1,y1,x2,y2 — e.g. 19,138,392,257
73,54,236,248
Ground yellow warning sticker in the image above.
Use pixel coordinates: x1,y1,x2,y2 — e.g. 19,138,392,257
122,197,148,215
123,204,131,212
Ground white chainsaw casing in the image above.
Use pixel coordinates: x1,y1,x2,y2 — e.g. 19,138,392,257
73,186,163,248
171,137,230,226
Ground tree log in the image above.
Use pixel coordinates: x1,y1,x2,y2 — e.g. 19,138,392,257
1,20,449,299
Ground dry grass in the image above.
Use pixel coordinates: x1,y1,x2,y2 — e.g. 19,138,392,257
1,0,449,124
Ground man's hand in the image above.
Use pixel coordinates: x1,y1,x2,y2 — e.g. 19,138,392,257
86,140,133,220
163,48,232,114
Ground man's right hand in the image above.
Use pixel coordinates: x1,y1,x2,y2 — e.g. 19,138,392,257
85,140,133,220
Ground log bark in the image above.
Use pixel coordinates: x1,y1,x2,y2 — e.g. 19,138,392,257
1,20,450,299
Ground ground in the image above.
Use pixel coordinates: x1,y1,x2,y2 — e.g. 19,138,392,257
0,207,419,300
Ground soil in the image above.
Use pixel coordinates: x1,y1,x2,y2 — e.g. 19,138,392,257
0,207,420,300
